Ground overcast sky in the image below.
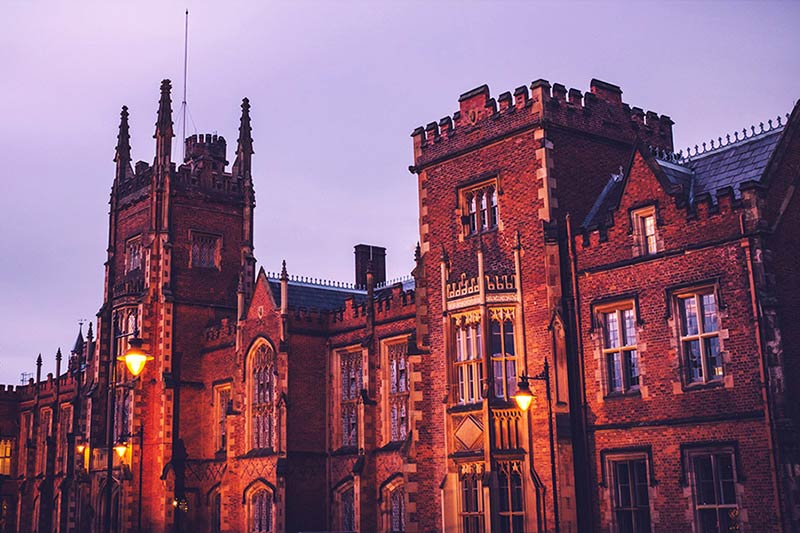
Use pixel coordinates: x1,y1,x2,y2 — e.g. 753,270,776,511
0,0,798,384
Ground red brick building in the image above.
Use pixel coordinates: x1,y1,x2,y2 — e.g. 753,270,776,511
1,77,798,533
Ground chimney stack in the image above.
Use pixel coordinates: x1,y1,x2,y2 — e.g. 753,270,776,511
354,244,386,288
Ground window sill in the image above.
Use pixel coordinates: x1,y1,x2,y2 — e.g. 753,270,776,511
448,403,483,414
604,389,642,400
241,447,275,459
683,379,724,392
330,446,358,456
465,227,499,239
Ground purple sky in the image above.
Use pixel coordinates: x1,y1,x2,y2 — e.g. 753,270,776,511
1,0,798,384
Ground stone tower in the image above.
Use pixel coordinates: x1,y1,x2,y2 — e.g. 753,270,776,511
92,80,255,532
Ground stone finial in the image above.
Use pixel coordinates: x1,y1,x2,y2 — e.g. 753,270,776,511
280,260,288,280
155,79,174,137
115,106,131,173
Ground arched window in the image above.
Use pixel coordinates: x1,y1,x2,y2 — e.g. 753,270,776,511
248,488,272,533
335,483,356,533
381,478,406,533
249,342,275,450
210,487,221,533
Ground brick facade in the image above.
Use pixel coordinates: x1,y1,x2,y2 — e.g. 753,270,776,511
1,77,798,533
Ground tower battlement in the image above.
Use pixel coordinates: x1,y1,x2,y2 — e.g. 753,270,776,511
411,78,674,169
184,134,228,166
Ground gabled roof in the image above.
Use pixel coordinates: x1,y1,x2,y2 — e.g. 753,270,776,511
581,114,791,230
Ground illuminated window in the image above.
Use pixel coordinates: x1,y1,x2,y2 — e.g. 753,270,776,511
461,181,498,236
599,304,639,394
249,342,275,450
489,308,517,400
190,231,221,269
339,351,362,448
453,312,483,405
677,290,722,384
0,439,12,475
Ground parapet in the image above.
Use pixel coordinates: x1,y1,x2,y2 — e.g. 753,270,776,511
411,78,675,169
185,134,228,166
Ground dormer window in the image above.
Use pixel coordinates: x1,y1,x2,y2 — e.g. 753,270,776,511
632,207,658,256
461,180,498,236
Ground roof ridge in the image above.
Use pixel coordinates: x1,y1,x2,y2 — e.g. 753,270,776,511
265,272,364,291
649,112,789,165
683,113,788,161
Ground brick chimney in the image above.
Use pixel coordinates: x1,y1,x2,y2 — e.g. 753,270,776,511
354,244,386,288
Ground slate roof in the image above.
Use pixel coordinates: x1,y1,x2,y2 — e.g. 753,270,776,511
581,123,786,230
686,128,783,197
268,280,367,311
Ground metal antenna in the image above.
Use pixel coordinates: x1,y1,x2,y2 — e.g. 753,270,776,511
181,9,189,162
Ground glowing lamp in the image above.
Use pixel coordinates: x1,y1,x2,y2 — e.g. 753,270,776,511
76,443,86,454
118,336,153,377
114,441,128,458
513,375,535,412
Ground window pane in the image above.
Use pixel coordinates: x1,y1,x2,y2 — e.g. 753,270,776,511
475,325,483,359
697,509,718,533
494,360,504,399
685,340,703,382
716,454,735,504
466,327,473,359
614,462,632,507
605,312,620,348
503,321,515,355
608,352,622,392
626,350,640,388
616,511,634,533
693,455,716,505
622,309,636,346
705,337,722,378
506,360,517,397
681,297,699,336
491,321,502,356
499,472,510,512
511,471,523,511
702,294,718,332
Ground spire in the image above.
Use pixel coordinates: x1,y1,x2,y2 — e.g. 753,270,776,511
36,353,43,383
233,97,254,178
72,324,85,355
154,79,174,171
115,106,132,182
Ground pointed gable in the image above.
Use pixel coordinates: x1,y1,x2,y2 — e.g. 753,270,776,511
245,268,279,321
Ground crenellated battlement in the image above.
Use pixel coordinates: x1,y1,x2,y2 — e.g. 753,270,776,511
185,134,228,165
411,78,674,169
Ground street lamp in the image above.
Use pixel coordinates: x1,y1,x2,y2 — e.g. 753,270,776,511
513,358,560,533
104,321,151,533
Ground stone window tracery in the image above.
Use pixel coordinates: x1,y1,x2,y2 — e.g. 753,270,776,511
497,461,525,533
249,342,275,450
248,487,273,533
190,231,221,269
461,180,498,236
339,351,362,448
490,308,517,400
453,312,483,405
384,339,409,443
